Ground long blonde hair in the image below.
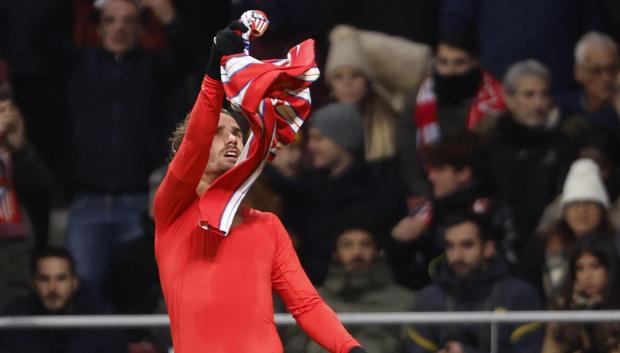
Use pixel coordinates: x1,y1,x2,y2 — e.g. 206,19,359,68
360,90,397,162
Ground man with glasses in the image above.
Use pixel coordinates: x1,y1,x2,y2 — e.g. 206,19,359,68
557,31,620,132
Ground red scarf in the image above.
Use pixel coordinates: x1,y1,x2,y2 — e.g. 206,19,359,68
0,143,27,238
198,40,319,235
413,70,505,147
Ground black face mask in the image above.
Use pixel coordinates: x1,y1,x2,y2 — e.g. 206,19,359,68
433,67,483,105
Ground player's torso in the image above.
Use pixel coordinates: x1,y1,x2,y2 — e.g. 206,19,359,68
155,205,283,352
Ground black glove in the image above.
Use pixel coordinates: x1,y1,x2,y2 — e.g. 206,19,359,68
206,21,248,80
349,347,368,353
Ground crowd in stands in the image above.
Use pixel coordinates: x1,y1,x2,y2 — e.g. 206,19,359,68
1,0,620,352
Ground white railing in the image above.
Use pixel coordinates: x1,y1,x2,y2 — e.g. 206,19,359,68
2,311,620,353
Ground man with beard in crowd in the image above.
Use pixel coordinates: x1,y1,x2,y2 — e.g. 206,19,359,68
404,212,543,353
283,215,413,353
0,247,127,353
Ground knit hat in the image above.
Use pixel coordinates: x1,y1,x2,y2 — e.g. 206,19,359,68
310,103,364,156
325,25,432,112
560,158,610,209
325,25,373,81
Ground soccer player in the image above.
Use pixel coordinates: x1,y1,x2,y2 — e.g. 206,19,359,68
154,22,369,353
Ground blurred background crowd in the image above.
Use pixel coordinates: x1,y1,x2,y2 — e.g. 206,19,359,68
1,0,620,352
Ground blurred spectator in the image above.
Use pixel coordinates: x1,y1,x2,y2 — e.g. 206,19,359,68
440,0,601,93
325,25,430,169
535,159,617,301
0,85,54,311
0,0,72,183
101,167,165,346
404,212,544,353
537,127,620,233
267,103,405,284
283,218,414,353
73,0,231,85
556,32,620,134
387,132,517,289
398,30,505,196
542,236,620,353
64,0,190,290
0,247,128,353
0,85,54,248
480,60,573,265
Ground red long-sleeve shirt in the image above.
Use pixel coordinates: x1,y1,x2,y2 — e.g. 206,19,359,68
154,76,360,353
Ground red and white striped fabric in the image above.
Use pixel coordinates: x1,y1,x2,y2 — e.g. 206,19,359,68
198,39,319,235
0,145,27,239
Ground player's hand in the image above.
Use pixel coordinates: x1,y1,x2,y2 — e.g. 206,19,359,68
206,21,248,80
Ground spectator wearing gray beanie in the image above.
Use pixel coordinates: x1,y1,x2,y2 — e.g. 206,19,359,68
310,102,365,158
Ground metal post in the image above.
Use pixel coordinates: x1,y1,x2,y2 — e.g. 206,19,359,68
490,320,498,353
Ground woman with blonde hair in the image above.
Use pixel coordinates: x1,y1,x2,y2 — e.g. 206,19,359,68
324,25,430,164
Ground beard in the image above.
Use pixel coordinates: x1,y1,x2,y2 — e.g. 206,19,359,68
433,67,483,105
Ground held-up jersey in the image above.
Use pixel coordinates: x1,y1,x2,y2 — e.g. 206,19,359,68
154,76,360,353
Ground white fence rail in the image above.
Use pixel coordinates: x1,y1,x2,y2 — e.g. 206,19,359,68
1,310,619,328
2,311,619,353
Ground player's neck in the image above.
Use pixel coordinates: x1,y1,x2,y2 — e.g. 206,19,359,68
196,173,218,196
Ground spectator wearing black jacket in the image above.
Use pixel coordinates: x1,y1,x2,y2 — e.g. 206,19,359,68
0,85,54,311
404,212,544,353
0,247,128,353
63,0,191,290
387,132,517,290
480,60,574,266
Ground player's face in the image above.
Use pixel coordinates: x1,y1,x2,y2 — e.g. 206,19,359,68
33,257,79,313
205,114,244,177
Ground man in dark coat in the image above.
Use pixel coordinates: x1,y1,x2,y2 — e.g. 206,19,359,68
404,212,543,353
63,0,191,290
0,247,127,353
388,132,517,290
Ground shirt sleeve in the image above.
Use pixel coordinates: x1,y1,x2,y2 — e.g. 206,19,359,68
269,214,360,353
153,75,224,230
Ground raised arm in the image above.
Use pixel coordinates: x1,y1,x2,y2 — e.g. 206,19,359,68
153,22,247,229
153,75,223,228
269,214,366,353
